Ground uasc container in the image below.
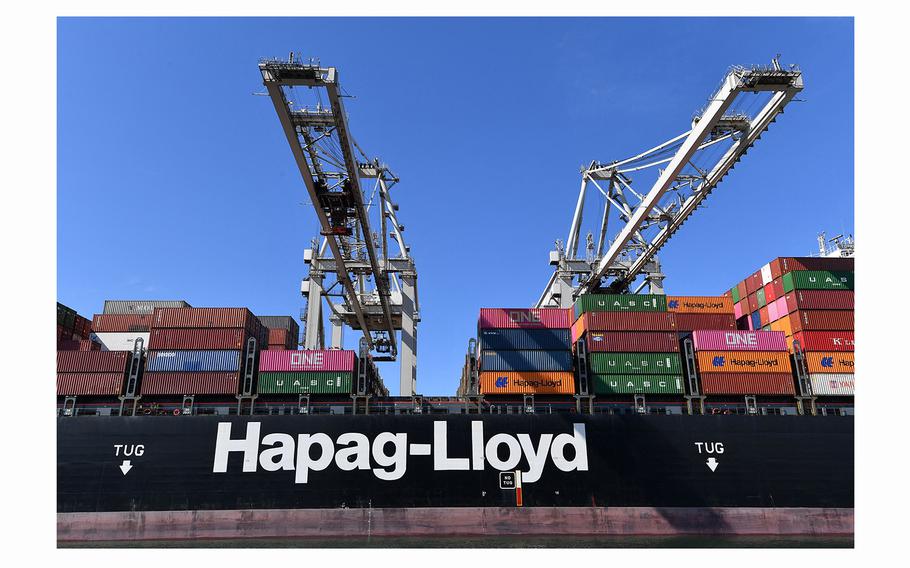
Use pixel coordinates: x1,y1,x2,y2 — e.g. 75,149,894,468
695,350,792,373
588,352,682,375
574,294,667,318
478,371,575,395
691,330,787,352
257,372,353,395
592,374,684,395
782,271,854,292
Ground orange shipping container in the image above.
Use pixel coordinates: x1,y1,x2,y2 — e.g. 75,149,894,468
696,350,792,374
667,296,734,314
770,316,793,337
804,352,855,374
479,371,575,395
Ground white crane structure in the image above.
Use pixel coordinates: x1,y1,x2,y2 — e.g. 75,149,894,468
259,55,419,396
537,57,804,308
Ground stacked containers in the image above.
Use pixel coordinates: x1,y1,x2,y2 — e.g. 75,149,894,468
257,349,357,395
573,295,684,396
477,308,575,395
141,308,263,396
57,303,92,347
90,312,153,352
57,350,130,397
691,330,795,395
259,316,301,350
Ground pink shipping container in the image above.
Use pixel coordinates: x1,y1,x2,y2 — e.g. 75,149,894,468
691,330,787,352
57,372,125,396
57,351,130,373
148,328,249,350
140,372,239,395
734,301,745,320
152,307,261,333
259,349,356,372
478,308,572,330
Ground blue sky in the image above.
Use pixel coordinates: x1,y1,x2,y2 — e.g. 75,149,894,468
58,17,854,395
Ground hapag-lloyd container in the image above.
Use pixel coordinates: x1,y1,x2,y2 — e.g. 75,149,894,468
139,372,240,395
699,373,796,396
572,312,677,341
589,353,682,375
257,372,353,395
771,256,854,279
691,330,787,352
695,350,791,373
91,313,154,332
789,330,854,352
789,310,854,332
809,374,855,396
805,352,855,374
592,374,684,395
573,294,667,318
145,350,241,372
149,328,249,350
90,332,150,352
478,308,571,330
57,351,130,373
258,349,356,372
57,373,125,396
675,313,737,332
478,328,572,351
783,290,855,313
480,350,573,372
478,371,575,395
103,300,191,315
584,331,680,353
152,307,261,333
666,296,734,314
782,271,854,293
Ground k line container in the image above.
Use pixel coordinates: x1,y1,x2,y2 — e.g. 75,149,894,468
695,350,792,374
103,300,190,315
258,349,356,372
809,374,855,396
572,312,677,341
257,372,353,395
691,330,787,352
782,271,854,293
149,328,250,350
478,371,575,395
478,328,572,351
57,351,130,373
699,373,796,396
573,294,667,318
789,331,854,352
478,308,571,330
90,332,149,352
666,296,734,314
771,256,854,278
789,310,854,332
783,290,855,312
583,331,680,353
91,314,154,332
56,373,125,396
592,374,684,395
805,352,855,374
588,352,682,375
674,313,736,332
139,372,239,395
480,350,573,372
152,307,261,332
145,350,241,373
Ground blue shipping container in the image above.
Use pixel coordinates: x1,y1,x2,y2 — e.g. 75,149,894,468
478,328,572,351
146,350,241,372
480,350,573,372
750,312,761,331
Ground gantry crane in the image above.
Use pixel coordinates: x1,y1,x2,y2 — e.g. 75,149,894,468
259,55,419,396
537,57,804,308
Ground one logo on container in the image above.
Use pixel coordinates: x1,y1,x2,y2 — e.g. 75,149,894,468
508,311,541,324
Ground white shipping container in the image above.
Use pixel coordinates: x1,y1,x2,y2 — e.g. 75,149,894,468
91,332,150,352
760,263,773,286
809,373,855,396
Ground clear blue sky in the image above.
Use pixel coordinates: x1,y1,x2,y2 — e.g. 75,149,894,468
58,17,854,395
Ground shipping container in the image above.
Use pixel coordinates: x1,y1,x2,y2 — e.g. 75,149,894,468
782,290,854,313
756,288,767,309
57,351,130,373
478,371,575,395
103,300,191,314
145,350,241,373
759,306,769,327
804,352,855,374
730,286,741,303
57,373,125,396
745,271,763,295
771,256,854,278
258,349,356,372
57,339,81,351
750,312,761,331
92,313,155,333
589,352,682,375
691,330,787,352
574,294,667,318
258,316,300,333
257,372,353,395
267,328,297,350
699,373,796,396
789,330,854,352
480,350,573,372
90,331,150,352
695,350,792,374
152,307,261,333
139,372,239,396
666,296,733,314
809,374,855,396
58,302,77,325
734,301,745,320
767,298,781,322
478,308,571,330
782,271,854,293
674,313,736,332
592,374,684,395
769,316,793,337
736,281,747,302
149,328,249,351
789,310,854,333
584,331,680,353
572,312,677,341
735,315,750,331
478,328,572,351
764,281,778,303
760,263,773,286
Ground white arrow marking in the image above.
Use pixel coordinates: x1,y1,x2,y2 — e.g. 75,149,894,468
119,460,133,475
706,457,719,472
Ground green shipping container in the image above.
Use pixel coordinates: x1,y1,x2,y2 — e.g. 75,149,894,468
730,286,741,303
257,372,353,394
762,325,771,331
756,288,767,308
589,352,682,375
782,271,854,293
593,374,685,395
574,294,667,318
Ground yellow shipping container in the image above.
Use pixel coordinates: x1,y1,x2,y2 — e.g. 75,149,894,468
479,371,575,395
695,350,792,374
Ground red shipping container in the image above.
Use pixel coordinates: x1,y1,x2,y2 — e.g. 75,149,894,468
699,372,796,395
745,271,763,294
152,307,262,334
723,289,732,299
584,331,680,353
140,372,239,395
149,328,249,350
763,282,778,303
771,277,784,299
57,372,125,396
268,328,297,350
746,292,758,313
736,281,748,301
790,330,855,352
759,306,770,327
57,339,80,351
92,313,154,332
57,351,130,373
674,313,736,332
771,257,854,278
789,310,854,333
572,312,677,341
478,308,572,330
78,339,101,351
783,290,854,313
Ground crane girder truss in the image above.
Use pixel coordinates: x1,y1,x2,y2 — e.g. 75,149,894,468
537,59,803,307
259,57,419,395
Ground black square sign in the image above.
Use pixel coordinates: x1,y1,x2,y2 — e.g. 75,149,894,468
499,471,516,490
